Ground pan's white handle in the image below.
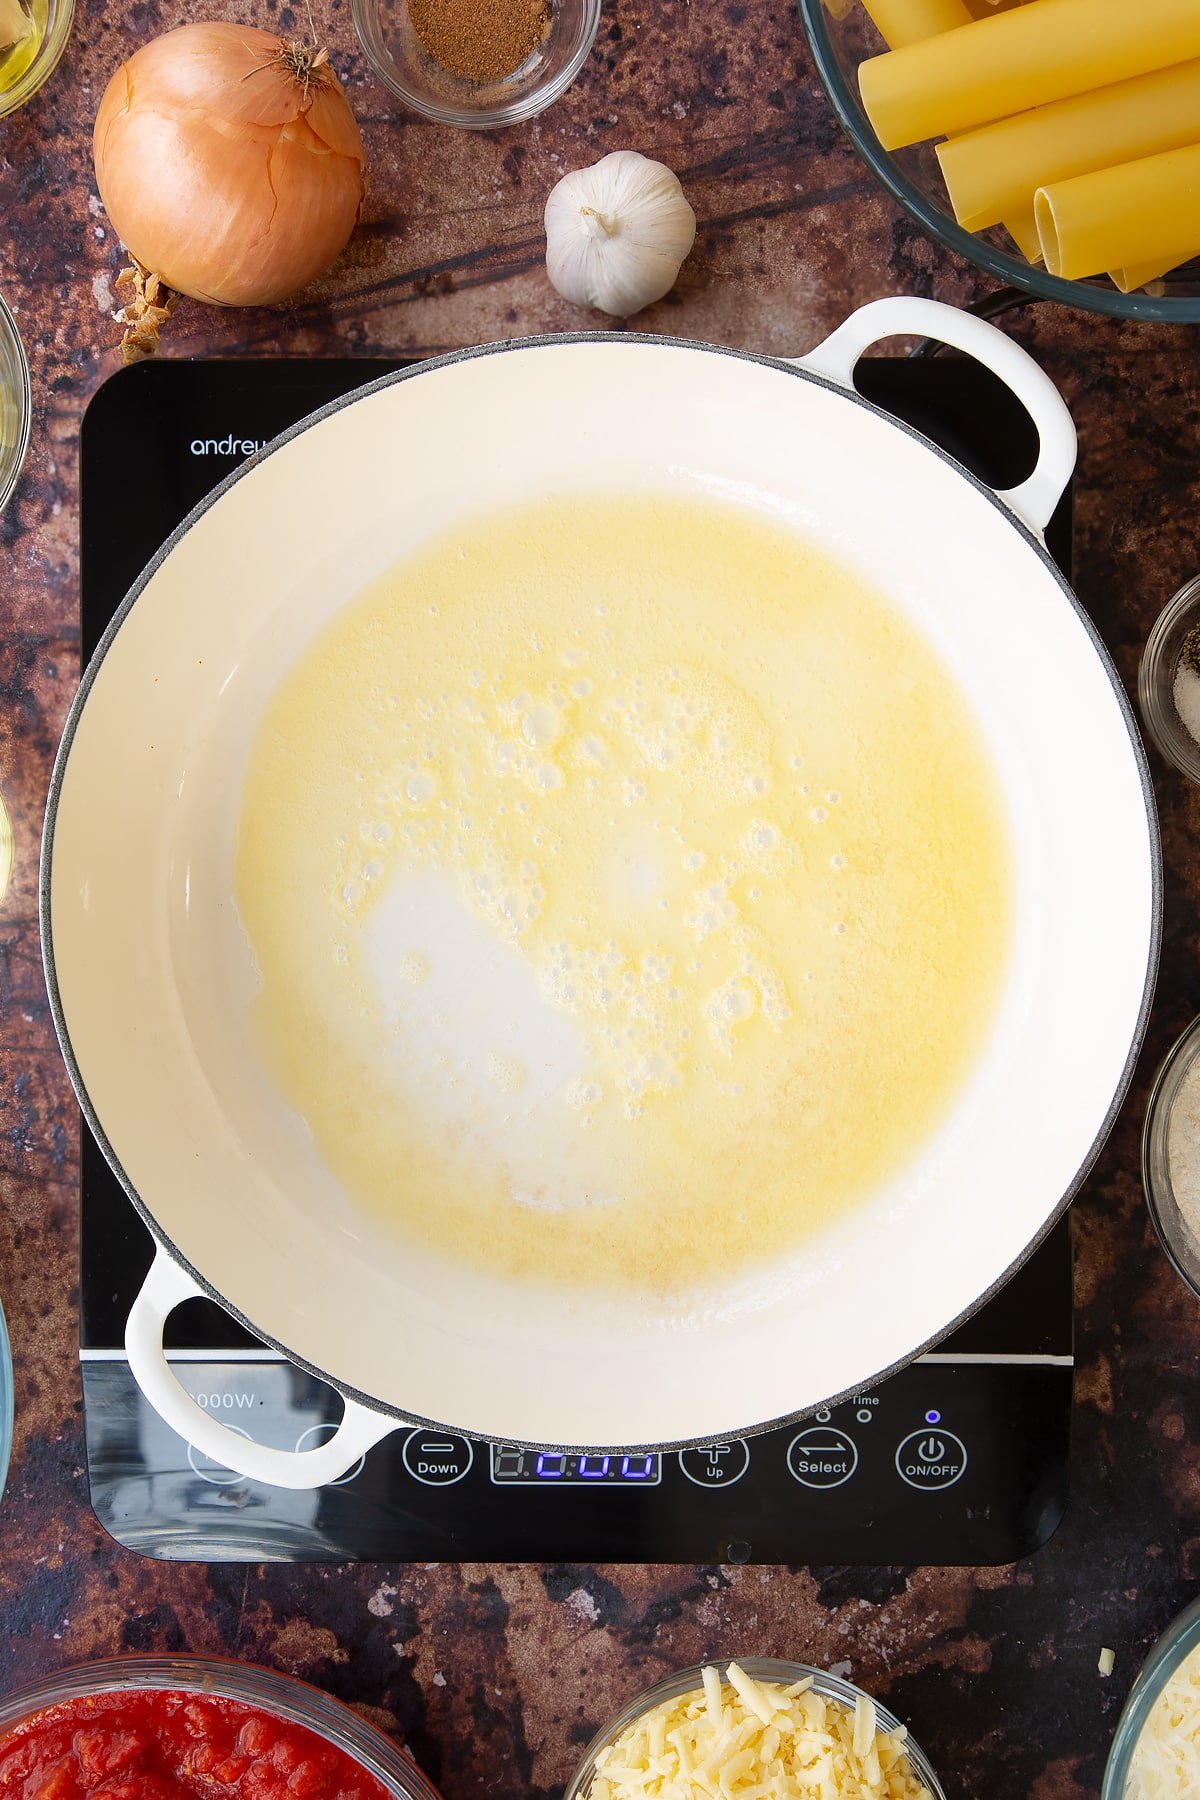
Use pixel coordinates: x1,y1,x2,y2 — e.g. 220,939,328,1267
126,1247,400,1489
796,297,1077,538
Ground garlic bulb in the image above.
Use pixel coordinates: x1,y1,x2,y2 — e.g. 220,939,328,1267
544,151,697,318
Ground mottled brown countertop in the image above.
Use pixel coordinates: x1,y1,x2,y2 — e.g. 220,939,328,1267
2,1,1200,1795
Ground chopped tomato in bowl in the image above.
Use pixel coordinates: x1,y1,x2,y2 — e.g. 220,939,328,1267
0,1661,441,1800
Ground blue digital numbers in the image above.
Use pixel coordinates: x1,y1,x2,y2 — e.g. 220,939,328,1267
620,1455,655,1480
490,1447,662,1486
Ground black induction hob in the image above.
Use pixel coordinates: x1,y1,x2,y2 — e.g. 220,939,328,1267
78,353,1075,1565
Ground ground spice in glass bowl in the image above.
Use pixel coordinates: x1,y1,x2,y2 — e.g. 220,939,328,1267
351,0,600,127
409,0,550,85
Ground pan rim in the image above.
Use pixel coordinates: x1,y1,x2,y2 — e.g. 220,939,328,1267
42,331,1161,1453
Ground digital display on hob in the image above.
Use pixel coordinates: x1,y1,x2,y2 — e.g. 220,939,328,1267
490,1448,662,1485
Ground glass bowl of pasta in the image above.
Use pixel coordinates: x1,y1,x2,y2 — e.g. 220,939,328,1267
797,0,1200,321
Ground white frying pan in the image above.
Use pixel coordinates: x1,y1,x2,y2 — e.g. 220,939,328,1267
43,299,1159,1488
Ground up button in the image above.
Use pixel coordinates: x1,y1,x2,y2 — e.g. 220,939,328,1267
895,1428,967,1491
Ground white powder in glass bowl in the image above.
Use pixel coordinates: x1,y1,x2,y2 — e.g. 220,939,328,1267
1166,1057,1200,1245
1175,658,1200,747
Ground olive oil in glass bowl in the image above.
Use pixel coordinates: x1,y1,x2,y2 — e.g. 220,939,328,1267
0,0,74,118
0,292,30,515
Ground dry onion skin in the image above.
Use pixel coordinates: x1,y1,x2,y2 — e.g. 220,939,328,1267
93,22,367,311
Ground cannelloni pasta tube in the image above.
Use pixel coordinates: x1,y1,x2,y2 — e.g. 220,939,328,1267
1109,256,1192,295
936,59,1200,231
861,0,972,49
860,0,1200,150
1035,140,1200,279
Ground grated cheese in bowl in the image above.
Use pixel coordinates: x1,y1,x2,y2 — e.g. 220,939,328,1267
565,1659,942,1800
1124,1638,1200,1800
1102,1602,1200,1800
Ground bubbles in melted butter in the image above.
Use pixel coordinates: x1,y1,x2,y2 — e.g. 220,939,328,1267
235,493,1011,1293
487,1053,527,1093
404,772,436,807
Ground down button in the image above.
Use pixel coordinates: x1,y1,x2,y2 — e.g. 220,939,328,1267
402,1429,475,1486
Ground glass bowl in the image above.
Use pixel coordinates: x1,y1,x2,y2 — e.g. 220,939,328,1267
0,1658,443,1800
795,0,1200,322
0,786,11,905
0,0,75,120
0,291,30,516
563,1658,946,1799
350,0,601,128
1102,1596,1200,1797
1142,1014,1200,1303
1139,575,1200,784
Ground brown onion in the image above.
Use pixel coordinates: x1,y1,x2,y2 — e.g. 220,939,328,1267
93,22,367,308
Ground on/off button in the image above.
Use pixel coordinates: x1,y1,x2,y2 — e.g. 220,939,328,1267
895,1428,967,1491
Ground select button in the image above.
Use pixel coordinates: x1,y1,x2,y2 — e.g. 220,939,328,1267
786,1426,858,1489
402,1429,475,1486
895,1428,967,1491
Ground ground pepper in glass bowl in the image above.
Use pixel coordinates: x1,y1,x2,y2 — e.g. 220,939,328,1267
351,0,600,127
0,1660,442,1800
408,0,550,84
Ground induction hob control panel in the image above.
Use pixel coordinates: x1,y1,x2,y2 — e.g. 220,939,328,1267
81,1127,1073,1565
81,1339,1070,1564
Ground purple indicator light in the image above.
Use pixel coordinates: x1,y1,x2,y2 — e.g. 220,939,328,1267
579,1455,610,1479
925,1410,941,1425
536,1453,566,1478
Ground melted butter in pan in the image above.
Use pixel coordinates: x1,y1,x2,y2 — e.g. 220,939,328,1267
235,494,1011,1292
